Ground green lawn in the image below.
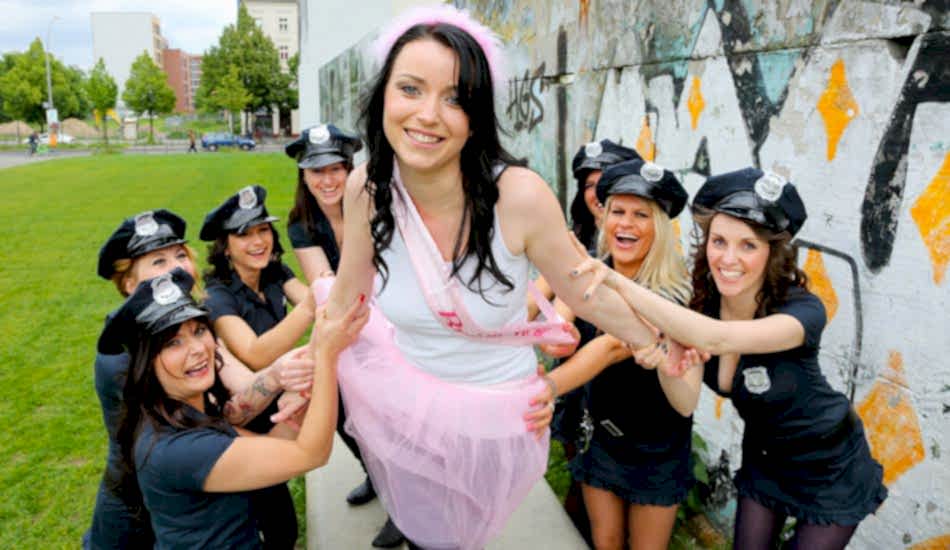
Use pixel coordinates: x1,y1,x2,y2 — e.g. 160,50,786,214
0,153,307,547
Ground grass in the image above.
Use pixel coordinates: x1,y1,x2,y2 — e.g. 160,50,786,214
0,153,306,547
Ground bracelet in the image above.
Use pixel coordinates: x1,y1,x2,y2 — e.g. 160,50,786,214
542,374,558,398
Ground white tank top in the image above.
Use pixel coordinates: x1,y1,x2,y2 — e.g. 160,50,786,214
375,209,537,385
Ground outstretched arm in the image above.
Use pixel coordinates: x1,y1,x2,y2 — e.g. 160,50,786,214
497,167,656,349
572,258,806,356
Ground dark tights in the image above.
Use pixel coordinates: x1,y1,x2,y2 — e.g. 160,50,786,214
734,496,857,550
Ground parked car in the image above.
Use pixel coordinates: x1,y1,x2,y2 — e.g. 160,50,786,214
200,132,256,151
21,133,75,145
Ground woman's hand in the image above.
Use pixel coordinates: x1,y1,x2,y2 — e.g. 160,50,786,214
661,347,711,378
525,364,556,440
566,231,623,300
270,391,310,429
538,323,581,358
310,293,370,359
274,347,315,392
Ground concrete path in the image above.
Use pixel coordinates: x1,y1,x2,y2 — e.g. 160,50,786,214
306,434,589,550
0,151,89,171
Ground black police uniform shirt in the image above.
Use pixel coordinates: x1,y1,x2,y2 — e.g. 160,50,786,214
287,214,340,272
702,287,886,522
87,311,155,548
135,407,262,549
203,262,296,433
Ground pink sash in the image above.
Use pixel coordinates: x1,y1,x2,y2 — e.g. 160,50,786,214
390,163,577,347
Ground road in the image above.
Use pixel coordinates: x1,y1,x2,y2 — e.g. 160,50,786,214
0,144,286,171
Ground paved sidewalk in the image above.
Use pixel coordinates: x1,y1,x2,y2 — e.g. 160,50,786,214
0,151,89,170
306,434,589,549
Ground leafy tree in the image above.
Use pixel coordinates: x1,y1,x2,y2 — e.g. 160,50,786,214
196,4,293,127
208,65,252,133
0,38,88,130
85,58,117,144
122,51,175,143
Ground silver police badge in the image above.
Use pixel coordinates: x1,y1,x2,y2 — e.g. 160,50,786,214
640,162,664,182
742,366,771,394
238,186,257,210
754,172,785,203
134,211,159,236
151,274,183,305
584,141,603,158
309,125,331,145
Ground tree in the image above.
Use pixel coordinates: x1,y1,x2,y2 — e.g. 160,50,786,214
122,51,175,143
209,66,252,133
196,4,292,129
85,58,117,144
0,38,88,130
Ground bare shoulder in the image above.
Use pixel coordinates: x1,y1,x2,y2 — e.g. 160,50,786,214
496,166,557,213
345,162,368,194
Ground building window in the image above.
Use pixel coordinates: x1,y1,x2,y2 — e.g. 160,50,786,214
279,17,288,32
279,45,289,60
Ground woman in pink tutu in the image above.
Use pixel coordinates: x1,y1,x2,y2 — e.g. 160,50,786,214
318,6,674,549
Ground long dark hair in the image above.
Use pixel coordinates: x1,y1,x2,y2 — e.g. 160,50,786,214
203,224,286,285
359,22,525,296
288,166,349,239
688,212,808,317
114,317,229,510
568,181,597,249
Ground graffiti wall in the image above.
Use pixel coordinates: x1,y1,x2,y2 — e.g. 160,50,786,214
318,1,950,547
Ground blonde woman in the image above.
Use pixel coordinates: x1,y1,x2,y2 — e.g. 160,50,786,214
539,159,703,550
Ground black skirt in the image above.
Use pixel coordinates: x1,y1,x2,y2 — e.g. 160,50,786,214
736,421,887,525
569,431,694,507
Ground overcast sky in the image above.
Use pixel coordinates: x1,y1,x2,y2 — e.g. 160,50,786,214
0,0,236,70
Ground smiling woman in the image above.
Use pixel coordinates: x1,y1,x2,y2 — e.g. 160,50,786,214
200,184,315,548
319,5,668,549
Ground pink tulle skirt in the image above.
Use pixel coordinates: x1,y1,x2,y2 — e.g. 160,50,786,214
315,281,550,550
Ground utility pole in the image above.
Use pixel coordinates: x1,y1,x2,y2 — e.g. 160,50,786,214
44,16,60,141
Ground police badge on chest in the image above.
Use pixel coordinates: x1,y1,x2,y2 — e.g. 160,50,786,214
742,366,771,394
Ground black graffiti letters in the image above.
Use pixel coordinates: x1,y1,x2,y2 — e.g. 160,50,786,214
506,62,548,132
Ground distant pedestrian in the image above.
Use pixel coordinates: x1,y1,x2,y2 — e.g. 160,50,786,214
28,132,39,156
187,129,197,153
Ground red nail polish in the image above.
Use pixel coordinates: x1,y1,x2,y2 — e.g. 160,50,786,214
359,294,366,304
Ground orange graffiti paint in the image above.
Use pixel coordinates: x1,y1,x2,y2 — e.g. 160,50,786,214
816,59,859,161
909,534,950,550
579,0,590,28
635,116,656,161
856,351,925,486
803,249,839,321
715,396,725,419
687,76,705,130
910,152,950,285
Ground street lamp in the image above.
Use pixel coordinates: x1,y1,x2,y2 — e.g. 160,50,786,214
44,16,60,135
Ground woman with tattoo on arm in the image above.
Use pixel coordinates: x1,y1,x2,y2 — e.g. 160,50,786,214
573,168,887,549
104,268,367,549
200,185,317,549
85,210,309,550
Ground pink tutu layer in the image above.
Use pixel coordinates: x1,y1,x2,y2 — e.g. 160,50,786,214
314,279,549,550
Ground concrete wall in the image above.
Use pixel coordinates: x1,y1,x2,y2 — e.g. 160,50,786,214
298,0,440,129
315,1,950,547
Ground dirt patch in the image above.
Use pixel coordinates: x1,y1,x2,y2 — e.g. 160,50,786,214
0,121,35,136
61,118,99,138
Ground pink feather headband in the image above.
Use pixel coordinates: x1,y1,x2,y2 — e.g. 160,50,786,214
371,4,506,89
